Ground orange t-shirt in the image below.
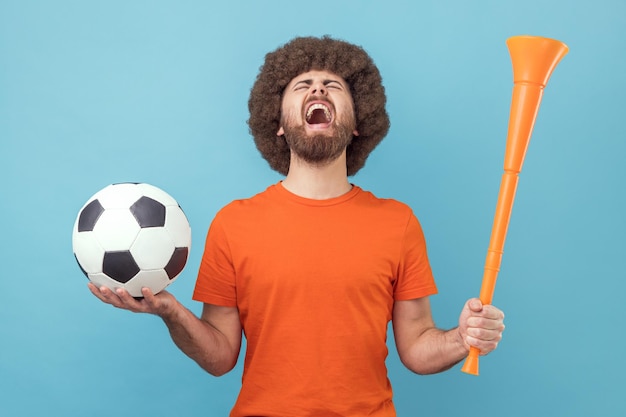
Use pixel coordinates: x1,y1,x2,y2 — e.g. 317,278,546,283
193,183,437,417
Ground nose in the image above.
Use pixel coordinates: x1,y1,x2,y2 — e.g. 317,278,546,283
310,81,327,96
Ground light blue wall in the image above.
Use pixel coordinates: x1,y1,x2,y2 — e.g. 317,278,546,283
1,1,624,416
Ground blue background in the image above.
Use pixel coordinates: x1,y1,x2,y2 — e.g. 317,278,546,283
1,0,624,416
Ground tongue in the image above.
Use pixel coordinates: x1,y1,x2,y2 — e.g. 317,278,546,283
307,108,330,125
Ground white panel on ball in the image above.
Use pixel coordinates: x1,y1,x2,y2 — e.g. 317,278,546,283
125,269,171,297
95,183,144,209
73,232,105,274
88,272,126,293
92,209,141,250
131,227,176,270
165,206,193,247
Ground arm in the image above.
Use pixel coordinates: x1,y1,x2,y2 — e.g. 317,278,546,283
88,284,242,376
392,297,504,375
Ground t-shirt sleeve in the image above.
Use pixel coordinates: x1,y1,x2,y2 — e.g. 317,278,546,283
192,212,238,307
394,212,438,301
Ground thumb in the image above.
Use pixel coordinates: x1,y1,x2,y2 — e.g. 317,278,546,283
468,298,483,312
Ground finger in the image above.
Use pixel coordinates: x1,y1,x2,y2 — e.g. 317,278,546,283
141,287,157,304
465,335,501,356
115,288,147,312
142,288,175,317
466,304,504,322
467,326,504,341
88,284,122,306
481,304,505,320
467,315,506,331
87,282,106,300
88,284,116,306
139,288,161,312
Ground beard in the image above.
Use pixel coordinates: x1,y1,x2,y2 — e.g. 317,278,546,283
280,114,356,167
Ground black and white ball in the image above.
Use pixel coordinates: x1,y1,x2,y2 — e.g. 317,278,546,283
72,183,191,297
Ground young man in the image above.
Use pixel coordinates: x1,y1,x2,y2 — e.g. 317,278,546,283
89,36,505,416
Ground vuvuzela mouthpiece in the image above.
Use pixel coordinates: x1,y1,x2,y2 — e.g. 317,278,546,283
507,36,569,87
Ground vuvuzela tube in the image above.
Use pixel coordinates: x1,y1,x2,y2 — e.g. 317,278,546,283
461,36,568,376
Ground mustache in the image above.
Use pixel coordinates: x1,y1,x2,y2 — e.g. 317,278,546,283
305,95,334,108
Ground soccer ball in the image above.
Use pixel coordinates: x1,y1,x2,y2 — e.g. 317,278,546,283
72,183,191,297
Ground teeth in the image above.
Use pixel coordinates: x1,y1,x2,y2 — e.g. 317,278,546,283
306,103,331,121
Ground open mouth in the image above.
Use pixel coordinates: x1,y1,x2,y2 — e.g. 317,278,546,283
305,102,333,127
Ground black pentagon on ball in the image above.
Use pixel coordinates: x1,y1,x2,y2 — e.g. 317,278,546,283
164,247,189,279
130,196,166,228
78,199,105,232
103,251,140,283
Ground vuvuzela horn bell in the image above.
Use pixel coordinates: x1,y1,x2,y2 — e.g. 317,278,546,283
461,36,568,376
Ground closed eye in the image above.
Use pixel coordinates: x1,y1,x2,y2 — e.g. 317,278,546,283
324,80,344,90
292,81,312,91
291,79,345,91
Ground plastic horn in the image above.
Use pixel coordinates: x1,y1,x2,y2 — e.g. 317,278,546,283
461,36,568,376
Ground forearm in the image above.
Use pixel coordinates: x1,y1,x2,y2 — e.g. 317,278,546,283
88,285,240,376
400,327,468,375
160,302,239,376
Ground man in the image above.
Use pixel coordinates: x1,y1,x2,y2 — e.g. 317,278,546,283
90,36,505,416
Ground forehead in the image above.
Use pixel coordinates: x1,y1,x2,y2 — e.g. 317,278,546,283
287,70,349,87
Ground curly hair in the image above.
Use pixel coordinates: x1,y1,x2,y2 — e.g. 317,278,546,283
247,36,390,176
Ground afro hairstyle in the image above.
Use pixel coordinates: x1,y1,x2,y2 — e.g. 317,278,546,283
247,36,390,176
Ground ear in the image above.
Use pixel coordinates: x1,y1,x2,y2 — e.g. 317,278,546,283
277,126,284,136
353,129,359,136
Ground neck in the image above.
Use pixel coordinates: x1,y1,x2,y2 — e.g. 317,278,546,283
281,151,352,200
